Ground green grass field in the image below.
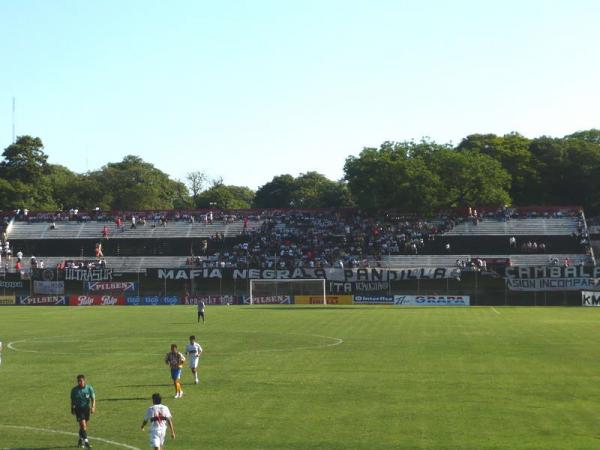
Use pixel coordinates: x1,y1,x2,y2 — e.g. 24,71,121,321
1,305,600,450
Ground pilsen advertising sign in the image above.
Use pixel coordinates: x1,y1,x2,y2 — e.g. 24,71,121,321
150,267,461,282
86,281,136,292
505,266,600,291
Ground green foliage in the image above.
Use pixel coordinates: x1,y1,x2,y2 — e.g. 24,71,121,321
457,133,537,204
3,129,600,213
434,149,511,207
253,174,297,208
345,141,511,212
196,184,255,209
254,172,353,208
87,155,190,210
565,128,600,143
0,135,48,183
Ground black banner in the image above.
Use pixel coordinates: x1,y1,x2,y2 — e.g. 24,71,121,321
150,267,460,282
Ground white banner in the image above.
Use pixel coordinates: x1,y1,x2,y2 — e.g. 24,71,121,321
393,295,470,306
582,291,600,306
507,278,600,292
33,280,65,295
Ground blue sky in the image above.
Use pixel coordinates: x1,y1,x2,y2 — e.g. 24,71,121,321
1,0,599,190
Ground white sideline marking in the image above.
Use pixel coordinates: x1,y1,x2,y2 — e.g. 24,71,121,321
491,306,501,315
0,424,140,449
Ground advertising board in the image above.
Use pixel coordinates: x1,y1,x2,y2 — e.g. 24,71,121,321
393,295,470,306
17,296,67,306
294,295,353,305
68,295,126,306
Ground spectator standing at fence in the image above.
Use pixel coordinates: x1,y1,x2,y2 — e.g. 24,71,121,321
95,243,103,258
101,226,109,240
165,344,185,398
131,215,137,229
70,374,95,449
141,393,175,450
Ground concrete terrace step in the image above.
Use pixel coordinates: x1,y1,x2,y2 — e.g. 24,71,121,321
444,217,579,236
7,220,263,240
381,254,592,267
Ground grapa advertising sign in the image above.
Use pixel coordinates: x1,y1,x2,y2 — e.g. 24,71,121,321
394,295,470,306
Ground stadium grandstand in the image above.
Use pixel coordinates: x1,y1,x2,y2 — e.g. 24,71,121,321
0,205,595,307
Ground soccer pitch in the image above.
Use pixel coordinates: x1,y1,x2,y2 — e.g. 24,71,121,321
1,305,600,449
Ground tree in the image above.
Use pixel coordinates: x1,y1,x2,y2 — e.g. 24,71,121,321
186,171,208,205
253,174,297,208
344,144,406,211
196,184,255,209
344,141,444,213
0,136,56,209
528,137,568,205
457,133,536,205
292,172,354,208
90,155,189,210
253,172,354,209
0,135,49,183
565,129,600,144
434,149,511,208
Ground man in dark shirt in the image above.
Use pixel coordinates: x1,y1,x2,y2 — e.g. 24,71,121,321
70,374,96,449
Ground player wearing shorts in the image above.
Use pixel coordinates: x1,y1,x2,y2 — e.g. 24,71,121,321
141,393,175,450
70,374,96,449
197,300,206,323
165,344,186,398
185,335,203,384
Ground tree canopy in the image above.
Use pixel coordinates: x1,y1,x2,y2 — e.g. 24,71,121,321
2,129,600,213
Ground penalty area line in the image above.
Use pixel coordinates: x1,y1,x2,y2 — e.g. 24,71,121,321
491,306,501,315
0,424,141,450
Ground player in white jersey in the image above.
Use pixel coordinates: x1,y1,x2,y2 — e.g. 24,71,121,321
185,335,203,384
141,393,175,450
197,300,205,323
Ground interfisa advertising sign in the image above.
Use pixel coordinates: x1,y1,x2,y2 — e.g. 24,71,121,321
393,295,470,306
582,291,600,307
